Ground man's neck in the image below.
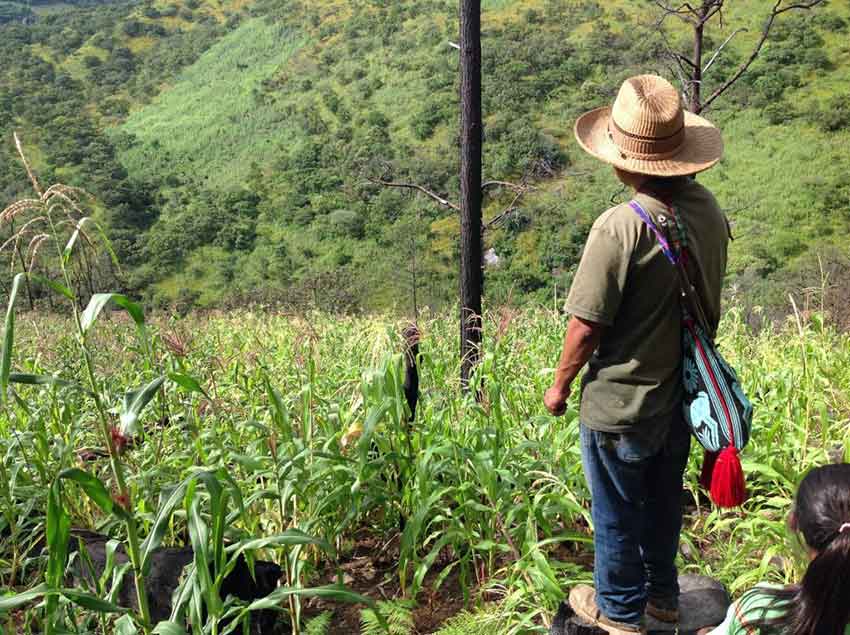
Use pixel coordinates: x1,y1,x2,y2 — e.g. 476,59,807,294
614,167,652,191
630,175,652,192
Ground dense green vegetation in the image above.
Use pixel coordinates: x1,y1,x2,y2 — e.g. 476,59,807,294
0,0,243,287
0,168,848,634
1,293,848,632
1,0,849,313
0,3,33,24
2,5,850,630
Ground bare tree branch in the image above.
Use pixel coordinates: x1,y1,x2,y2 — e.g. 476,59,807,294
481,180,526,193
675,52,699,70
653,1,699,26
775,0,826,15
700,1,725,26
482,181,534,232
702,27,747,74
657,30,696,107
482,189,525,232
701,0,825,112
367,153,542,242
366,176,460,211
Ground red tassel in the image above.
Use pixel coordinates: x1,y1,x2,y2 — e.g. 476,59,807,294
709,446,746,508
700,450,719,492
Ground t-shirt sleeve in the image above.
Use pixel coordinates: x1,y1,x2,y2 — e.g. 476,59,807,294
564,227,630,326
705,585,785,635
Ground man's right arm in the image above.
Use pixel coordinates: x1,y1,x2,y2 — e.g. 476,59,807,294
544,316,603,416
543,221,631,416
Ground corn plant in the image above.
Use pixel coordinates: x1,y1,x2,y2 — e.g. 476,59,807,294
0,135,166,632
0,139,376,634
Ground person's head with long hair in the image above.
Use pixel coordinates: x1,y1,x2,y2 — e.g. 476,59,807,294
754,463,850,635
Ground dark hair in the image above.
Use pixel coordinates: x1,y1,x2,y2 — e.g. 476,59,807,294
752,463,850,635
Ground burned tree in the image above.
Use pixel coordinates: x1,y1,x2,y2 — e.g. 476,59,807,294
653,0,826,114
365,0,536,391
458,0,483,389
402,324,420,422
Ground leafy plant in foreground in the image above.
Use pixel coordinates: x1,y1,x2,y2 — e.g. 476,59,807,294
0,138,379,634
0,133,163,632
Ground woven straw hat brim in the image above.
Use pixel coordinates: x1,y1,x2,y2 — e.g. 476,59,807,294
574,106,723,177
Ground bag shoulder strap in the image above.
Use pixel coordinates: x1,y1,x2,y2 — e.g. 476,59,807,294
627,200,677,265
628,199,714,338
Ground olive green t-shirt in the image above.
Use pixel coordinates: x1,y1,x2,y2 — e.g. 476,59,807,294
565,177,729,434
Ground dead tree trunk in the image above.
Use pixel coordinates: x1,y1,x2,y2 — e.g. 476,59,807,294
459,0,483,390
690,14,704,113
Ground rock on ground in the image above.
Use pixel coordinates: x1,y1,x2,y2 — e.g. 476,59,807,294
67,529,283,634
551,575,731,635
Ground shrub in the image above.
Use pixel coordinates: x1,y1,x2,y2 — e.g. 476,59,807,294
122,20,144,37
328,209,365,238
410,101,447,141
763,101,795,125
812,95,850,132
83,55,102,69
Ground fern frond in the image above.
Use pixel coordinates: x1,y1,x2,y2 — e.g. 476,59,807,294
305,611,332,635
361,599,415,635
434,610,492,635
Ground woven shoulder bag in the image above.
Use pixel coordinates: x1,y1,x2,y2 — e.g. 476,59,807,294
629,198,753,508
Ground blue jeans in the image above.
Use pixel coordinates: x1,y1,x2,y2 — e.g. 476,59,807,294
580,417,691,626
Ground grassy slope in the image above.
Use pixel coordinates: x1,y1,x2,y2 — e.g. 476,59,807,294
0,0,249,182
119,19,305,188
16,0,251,119
112,0,850,309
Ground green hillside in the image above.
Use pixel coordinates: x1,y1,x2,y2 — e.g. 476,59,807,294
119,19,305,187
2,0,849,314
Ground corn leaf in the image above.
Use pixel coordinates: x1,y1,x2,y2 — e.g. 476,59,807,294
152,622,188,635
114,614,139,635
141,478,190,576
81,293,145,335
1,273,24,407
62,217,92,266
120,375,166,438
61,588,128,613
59,469,127,519
168,372,209,399
0,583,49,612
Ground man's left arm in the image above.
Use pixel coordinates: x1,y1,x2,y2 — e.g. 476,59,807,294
544,316,604,416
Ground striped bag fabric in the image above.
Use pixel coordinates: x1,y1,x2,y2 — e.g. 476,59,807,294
629,199,753,508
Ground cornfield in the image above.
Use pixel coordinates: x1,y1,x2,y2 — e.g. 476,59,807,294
1,144,849,635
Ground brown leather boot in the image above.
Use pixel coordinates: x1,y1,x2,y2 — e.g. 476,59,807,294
646,600,679,624
569,585,646,635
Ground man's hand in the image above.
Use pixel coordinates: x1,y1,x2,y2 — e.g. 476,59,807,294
544,385,570,417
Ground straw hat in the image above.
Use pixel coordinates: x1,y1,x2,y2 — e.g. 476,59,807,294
574,74,723,177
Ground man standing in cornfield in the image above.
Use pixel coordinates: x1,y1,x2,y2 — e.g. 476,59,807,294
544,75,729,634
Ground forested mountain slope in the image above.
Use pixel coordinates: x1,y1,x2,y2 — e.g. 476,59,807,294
2,0,849,313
